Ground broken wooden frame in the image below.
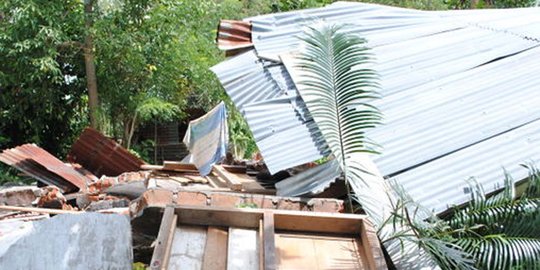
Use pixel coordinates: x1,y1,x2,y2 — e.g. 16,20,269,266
150,205,387,270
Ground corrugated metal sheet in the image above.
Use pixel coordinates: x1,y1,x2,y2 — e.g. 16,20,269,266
243,95,329,173
248,2,540,60
68,128,145,177
0,144,90,192
211,51,329,174
275,159,341,197
214,1,540,207
217,20,253,56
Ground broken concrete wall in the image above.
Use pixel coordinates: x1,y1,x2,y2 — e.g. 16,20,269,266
0,213,133,270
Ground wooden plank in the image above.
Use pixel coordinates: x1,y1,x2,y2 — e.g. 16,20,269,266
163,161,198,171
141,164,165,171
202,227,228,270
273,211,364,234
141,163,199,173
168,225,208,270
360,220,388,270
205,174,229,188
275,233,365,270
258,218,264,270
151,207,177,270
175,206,263,229
162,215,178,270
227,228,259,270
263,211,276,270
0,205,81,215
173,205,367,232
212,165,243,191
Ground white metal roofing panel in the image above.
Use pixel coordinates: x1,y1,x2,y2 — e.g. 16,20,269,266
210,50,281,110
211,50,329,174
370,45,540,175
214,2,540,211
243,95,328,173
275,159,341,197
391,117,540,214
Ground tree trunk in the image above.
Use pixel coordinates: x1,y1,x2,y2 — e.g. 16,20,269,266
84,0,99,129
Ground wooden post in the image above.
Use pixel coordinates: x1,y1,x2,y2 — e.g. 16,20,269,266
263,211,276,270
151,207,178,270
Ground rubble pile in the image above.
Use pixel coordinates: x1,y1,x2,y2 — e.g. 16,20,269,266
0,128,345,267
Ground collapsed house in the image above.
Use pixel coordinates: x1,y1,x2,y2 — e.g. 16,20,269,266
214,1,540,214
212,1,540,268
0,126,380,268
1,1,540,269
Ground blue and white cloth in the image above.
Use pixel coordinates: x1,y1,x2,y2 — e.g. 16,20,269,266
183,102,228,176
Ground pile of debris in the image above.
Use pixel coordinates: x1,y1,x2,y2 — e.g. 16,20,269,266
0,127,373,268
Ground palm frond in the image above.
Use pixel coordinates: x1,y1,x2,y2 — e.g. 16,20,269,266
453,236,540,269
449,178,540,238
296,24,382,217
296,24,382,166
521,162,540,198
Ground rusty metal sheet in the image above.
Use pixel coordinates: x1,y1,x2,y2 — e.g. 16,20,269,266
67,128,145,177
0,144,88,192
217,20,253,56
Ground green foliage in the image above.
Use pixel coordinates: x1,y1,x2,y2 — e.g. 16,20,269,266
0,163,26,185
136,98,182,123
446,0,536,9
296,24,382,213
0,0,88,156
386,165,540,269
129,139,155,163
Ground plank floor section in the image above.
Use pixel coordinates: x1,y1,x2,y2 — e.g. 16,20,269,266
227,228,259,270
275,233,367,270
168,225,207,269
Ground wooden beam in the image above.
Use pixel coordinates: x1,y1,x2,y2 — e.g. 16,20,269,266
151,207,178,270
175,205,262,229
263,211,276,270
212,165,243,191
0,205,81,215
360,220,387,270
172,205,368,233
273,211,364,234
163,161,198,172
141,164,198,173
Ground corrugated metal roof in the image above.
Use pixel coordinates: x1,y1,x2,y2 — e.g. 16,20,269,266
217,20,253,55
0,144,90,192
211,51,329,173
275,159,341,197
213,1,540,207
67,128,145,177
214,7,540,266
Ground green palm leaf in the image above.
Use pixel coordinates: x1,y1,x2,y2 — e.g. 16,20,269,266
295,24,382,208
453,236,540,269
445,171,540,269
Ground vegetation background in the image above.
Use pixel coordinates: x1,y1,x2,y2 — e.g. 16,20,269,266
0,0,536,183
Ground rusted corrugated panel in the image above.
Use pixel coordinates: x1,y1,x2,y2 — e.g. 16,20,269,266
68,128,145,177
0,144,88,192
217,20,253,56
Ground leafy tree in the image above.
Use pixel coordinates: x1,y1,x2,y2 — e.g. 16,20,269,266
0,0,88,157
